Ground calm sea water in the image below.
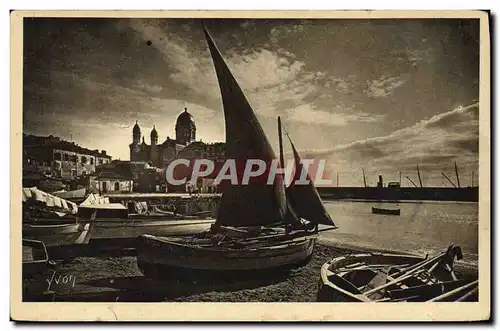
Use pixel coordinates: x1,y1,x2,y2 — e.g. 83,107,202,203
320,200,479,267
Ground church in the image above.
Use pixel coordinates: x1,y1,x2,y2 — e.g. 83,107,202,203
129,107,226,169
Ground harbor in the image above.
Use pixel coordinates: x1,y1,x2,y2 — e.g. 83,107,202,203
20,17,482,308
22,198,478,302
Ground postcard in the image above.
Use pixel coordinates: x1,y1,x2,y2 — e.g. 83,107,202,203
11,10,490,322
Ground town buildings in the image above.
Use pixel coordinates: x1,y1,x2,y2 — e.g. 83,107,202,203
23,134,111,180
129,107,226,168
22,108,227,194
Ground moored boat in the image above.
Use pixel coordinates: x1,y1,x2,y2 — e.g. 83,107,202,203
22,239,49,277
137,230,317,279
23,222,93,247
317,245,477,302
23,222,81,236
372,206,401,216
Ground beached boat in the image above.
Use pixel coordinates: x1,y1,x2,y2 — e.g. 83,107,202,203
136,24,337,278
23,222,81,236
317,245,478,302
22,239,49,277
91,218,214,240
372,207,401,216
23,221,93,247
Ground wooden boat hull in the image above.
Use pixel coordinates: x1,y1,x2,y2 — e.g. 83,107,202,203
23,223,93,247
316,249,472,302
23,223,80,236
22,239,49,277
136,234,316,279
90,219,215,239
372,207,400,216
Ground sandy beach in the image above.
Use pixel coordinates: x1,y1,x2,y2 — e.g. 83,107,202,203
23,240,478,302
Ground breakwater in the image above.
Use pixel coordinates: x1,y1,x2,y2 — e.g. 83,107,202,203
316,187,478,202
104,187,479,205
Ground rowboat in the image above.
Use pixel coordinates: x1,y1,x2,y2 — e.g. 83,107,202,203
372,207,401,216
22,239,49,277
136,24,337,279
23,222,81,236
317,245,478,302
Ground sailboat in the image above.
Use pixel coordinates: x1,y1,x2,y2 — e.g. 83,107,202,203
135,24,337,278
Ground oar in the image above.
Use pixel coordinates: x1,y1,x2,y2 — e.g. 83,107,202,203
362,253,456,298
391,251,448,278
361,269,426,298
427,280,479,302
456,286,479,302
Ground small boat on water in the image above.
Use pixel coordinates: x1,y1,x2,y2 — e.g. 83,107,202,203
136,24,337,279
372,207,401,216
22,239,49,277
317,245,478,302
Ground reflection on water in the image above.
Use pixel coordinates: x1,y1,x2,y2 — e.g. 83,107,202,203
320,200,478,267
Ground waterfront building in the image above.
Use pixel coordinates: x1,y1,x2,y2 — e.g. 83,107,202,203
23,134,112,181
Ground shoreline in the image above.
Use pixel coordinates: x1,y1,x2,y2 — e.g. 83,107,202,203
24,240,478,303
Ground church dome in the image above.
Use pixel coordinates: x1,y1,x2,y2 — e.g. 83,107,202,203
133,120,141,135
176,108,195,127
150,125,158,138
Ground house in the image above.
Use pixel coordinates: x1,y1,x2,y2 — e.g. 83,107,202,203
90,170,134,194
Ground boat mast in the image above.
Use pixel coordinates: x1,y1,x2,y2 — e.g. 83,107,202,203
416,164,423,188
442,172,458,188
399,171,402,187
277,116,285,171
455,162,461,188
362,168,367,188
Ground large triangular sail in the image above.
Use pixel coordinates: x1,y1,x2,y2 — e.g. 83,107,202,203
285,133,338,227
202,24,300,228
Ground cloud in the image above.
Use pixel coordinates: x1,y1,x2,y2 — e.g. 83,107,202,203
324,77,352,94
285,103,386,127
305,103,479,186
226,48,305,91
364,75,406,98
126,19,371,129
269,24,306,44
134,80,163,94
406,48,433,66
23,69,224,160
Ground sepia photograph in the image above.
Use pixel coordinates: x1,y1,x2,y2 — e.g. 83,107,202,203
11,10,490,321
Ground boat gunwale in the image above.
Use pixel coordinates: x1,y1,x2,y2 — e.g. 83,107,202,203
139,233,314,253
23,222,79,229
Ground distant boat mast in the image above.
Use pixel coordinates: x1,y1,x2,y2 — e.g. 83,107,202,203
362,168,367,188
442,172,458,188
454,162,461,188
416,164,423,188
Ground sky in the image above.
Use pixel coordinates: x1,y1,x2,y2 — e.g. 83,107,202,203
23,18,480,187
